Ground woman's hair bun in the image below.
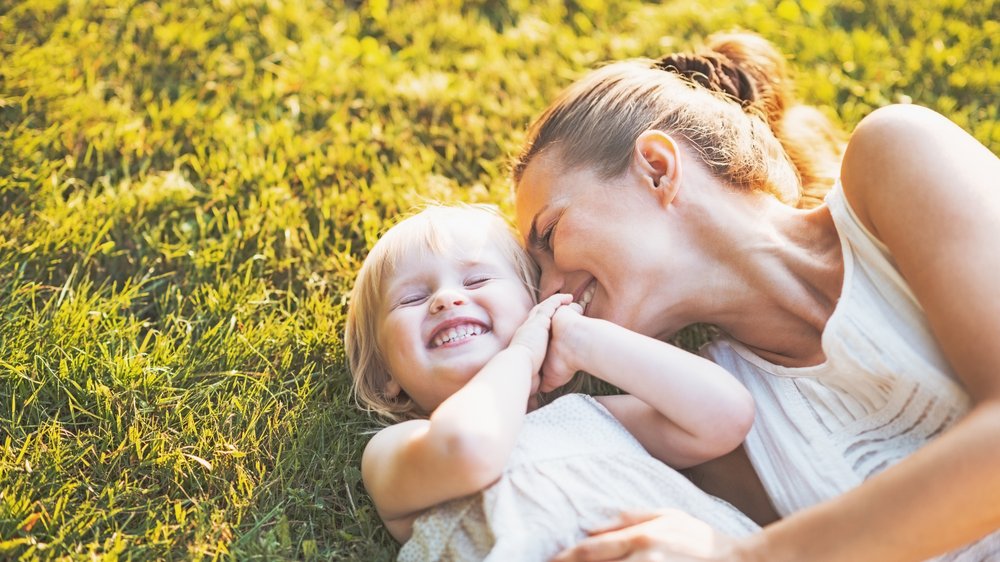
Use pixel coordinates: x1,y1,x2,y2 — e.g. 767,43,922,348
655,32,793,129
654,52,758,108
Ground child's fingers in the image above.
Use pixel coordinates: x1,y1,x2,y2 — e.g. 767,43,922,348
511,294,573,359
532,293,573,318
553,301,583,324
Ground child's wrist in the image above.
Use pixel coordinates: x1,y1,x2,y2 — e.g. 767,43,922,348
505,340,542,374
564,314,598,371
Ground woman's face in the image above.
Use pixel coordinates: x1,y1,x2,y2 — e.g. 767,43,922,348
515,154,682,338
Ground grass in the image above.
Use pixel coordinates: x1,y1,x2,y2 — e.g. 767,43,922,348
1,0,997,559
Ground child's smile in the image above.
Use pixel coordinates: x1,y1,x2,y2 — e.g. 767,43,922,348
429,318,491,349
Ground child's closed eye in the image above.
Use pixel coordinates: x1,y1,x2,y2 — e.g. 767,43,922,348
397,293,428,306
464,275,493,288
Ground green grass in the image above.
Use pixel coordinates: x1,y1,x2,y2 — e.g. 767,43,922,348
1,0,997,559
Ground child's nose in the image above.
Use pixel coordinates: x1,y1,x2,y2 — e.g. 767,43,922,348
430,289,467,314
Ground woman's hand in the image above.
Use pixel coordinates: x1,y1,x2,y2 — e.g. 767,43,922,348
552,510,755,562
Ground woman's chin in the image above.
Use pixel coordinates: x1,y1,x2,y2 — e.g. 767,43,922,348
591,304,629,329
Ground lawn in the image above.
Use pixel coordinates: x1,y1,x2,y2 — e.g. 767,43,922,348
1,0,997,559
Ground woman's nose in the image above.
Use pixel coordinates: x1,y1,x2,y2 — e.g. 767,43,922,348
538,268,565,300
430,288,467,314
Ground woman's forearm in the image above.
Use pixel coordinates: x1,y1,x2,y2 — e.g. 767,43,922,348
747,401,1000,562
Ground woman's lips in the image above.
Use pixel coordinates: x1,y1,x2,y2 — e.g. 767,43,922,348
575,279,596,316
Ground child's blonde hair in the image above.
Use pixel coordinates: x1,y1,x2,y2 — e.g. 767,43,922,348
345,204,539,423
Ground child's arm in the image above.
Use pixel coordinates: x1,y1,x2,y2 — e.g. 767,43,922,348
544,305,754,469
361,294,572,542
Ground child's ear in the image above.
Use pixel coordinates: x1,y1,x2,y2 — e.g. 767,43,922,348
384,378,402,398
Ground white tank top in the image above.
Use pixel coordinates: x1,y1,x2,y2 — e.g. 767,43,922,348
704,182,998,560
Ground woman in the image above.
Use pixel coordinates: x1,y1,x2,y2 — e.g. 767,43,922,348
512,32,1000,561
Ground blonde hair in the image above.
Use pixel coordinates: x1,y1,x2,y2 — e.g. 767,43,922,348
513,32,846,209
344,204,539,423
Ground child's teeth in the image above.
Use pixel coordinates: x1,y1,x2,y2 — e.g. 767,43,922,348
432,324,485,347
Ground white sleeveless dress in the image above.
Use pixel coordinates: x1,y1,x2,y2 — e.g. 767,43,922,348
397,393,759,561
704,182,1000,560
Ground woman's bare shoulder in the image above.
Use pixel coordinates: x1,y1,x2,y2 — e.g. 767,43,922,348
839,104,998,239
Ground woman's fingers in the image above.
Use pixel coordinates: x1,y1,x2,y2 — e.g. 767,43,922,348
552,531,634,561
586,511,665,535
553,510,736,562
553,516,659,562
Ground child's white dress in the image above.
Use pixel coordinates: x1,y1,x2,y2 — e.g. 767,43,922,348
397,393,759,561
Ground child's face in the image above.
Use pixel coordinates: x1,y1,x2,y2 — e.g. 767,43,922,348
377,230,535,413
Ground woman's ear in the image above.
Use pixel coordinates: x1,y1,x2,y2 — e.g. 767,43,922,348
631,130,683,206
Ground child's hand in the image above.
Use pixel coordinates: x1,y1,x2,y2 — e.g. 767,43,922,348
539,301,586,393
508,293,573,374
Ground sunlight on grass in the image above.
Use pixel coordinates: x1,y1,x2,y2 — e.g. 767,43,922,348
1,0,997,559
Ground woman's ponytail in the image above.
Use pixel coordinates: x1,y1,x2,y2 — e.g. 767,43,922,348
515,32,846,209
708,33,847,207
656,32,847,207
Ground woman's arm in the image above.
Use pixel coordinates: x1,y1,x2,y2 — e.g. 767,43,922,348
553,105,1000,561
751,103,1000,561
361,294,570,542
544,306,755,468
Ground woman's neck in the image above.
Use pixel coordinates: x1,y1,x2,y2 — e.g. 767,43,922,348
679,191,845,367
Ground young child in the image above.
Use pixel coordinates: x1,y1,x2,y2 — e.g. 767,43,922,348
345,204,760,561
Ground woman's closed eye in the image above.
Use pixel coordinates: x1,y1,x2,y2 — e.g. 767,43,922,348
538,220,557,253
534,211,562,254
